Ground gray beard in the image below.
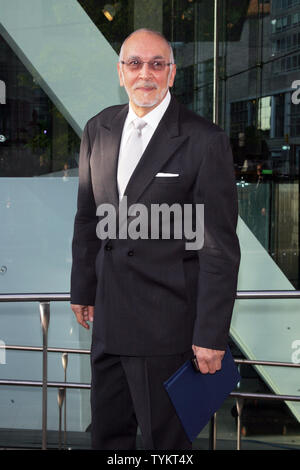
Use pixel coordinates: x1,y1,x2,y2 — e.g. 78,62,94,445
121,66,172,109
129,84,169,108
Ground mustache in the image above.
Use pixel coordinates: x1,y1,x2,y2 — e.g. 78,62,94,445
133,82,158,90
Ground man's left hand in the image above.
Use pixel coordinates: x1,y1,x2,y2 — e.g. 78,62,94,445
192,345,225,374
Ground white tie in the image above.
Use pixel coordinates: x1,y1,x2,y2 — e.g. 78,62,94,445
117,118,147,200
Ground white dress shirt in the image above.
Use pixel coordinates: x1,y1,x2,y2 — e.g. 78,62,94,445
117,90,171,199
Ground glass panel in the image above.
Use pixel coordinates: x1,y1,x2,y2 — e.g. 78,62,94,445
220,0,300,449
0,34,80,177
0,0,96,449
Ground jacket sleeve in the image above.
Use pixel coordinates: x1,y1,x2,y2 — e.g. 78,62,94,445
70,122,101,306
192,130,240,350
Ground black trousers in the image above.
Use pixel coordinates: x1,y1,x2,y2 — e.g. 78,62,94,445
90,345,193,450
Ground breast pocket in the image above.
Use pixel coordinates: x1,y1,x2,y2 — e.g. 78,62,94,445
153,176,180,184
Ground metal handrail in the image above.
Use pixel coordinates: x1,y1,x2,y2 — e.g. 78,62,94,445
0,379,90,389
236,290,300,299
0,290,300,451
2,345,90,354
0,379,300,400
0,293,70,302
2,344,300,367
2,289,300,302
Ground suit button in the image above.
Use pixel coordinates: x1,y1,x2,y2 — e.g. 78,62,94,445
127,250,134,256
105,244,112,251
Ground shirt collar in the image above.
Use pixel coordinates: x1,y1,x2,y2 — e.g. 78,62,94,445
126,90,171,130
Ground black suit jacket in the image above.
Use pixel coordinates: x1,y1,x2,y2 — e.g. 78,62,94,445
70,96,240,356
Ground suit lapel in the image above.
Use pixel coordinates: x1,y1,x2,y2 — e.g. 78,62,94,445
123,96,188,208
95,97,187,215
98,105,128,210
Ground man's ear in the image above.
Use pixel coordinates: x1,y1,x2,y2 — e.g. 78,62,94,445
117,62,124,87
168,64,177,88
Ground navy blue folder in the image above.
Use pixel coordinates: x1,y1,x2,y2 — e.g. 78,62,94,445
163,346,241,442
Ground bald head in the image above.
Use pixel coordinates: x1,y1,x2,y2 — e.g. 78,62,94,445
119,29,174,64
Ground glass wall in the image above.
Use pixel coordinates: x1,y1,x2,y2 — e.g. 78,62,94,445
0,0,300,450
220,0,300,290
218,0,300,448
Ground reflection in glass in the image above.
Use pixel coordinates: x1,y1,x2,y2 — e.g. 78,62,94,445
220,0,300,288
0,34,80,177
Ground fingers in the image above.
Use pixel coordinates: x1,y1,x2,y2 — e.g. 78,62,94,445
192,345,225,374
87,305,94,322
71,304,94,329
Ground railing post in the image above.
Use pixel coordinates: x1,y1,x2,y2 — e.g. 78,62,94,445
62,352,68,448
57,387,65,450
39,301,50,450
236,398,244,450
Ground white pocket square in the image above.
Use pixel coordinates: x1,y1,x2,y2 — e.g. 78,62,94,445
155,172,179,177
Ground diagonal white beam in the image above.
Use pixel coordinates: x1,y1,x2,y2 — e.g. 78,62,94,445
0,0,127,136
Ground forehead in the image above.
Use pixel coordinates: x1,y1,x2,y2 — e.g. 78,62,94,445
122,33,170,59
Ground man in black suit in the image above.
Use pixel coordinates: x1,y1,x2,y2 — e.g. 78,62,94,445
70,28,240,450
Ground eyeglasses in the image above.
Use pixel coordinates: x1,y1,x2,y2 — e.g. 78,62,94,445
120,59,173,72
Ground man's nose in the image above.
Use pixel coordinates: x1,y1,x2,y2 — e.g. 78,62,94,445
138,62,153,77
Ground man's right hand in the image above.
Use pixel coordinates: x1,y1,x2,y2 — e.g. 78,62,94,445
71,304,94,330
